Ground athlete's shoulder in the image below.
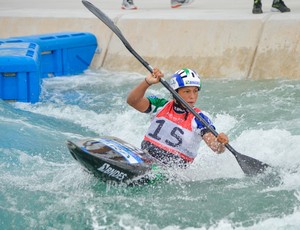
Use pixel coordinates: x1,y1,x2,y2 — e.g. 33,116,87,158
193,112,216,135
147,95,168,107
146,96,169,114
193,107,201,113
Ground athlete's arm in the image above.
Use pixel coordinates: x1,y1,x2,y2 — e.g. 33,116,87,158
127,68,163,112
126,79,150,112
194,112,229,153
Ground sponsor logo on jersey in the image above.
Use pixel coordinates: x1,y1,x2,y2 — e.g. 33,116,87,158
97,163,127,181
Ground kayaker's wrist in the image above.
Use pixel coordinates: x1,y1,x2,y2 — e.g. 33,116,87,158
144,78,152,86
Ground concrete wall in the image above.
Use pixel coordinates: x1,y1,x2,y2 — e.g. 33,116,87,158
1,13,299,79
250,15,300,79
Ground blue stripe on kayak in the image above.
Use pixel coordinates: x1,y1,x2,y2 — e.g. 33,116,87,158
81,147,90,154
99,138,143,164
79,138,144,164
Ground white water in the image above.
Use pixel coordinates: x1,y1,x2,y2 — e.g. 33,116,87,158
1,69,300,229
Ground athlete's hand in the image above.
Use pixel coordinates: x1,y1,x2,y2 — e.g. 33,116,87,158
215,133,229,154
145,68,164,85
217,133,229,145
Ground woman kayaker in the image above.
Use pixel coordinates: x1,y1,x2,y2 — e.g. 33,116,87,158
127,67,229,168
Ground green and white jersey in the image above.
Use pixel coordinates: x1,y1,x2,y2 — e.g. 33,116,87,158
146,96,169,116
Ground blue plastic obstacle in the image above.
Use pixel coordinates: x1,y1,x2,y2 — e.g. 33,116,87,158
0,32,98,103
0,42,41,103
1,32,98,78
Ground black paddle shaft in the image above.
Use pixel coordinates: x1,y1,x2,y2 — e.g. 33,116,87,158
82,0,271,176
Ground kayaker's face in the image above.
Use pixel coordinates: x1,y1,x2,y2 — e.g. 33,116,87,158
177,86,199,107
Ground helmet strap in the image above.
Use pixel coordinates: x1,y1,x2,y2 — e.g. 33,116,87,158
173,100,189,120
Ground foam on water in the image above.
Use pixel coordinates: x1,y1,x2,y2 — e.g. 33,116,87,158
1,69,300,229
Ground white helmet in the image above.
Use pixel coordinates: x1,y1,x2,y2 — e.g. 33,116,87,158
169,68,202,91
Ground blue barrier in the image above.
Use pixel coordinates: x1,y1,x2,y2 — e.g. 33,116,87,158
0,43,41,103
1,32,98,78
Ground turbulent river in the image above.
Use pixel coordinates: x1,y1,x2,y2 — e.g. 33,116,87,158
1,69,300,229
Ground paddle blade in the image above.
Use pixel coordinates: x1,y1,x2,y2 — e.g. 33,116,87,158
233,151,270,176
82,0,152,72
82,0,117,32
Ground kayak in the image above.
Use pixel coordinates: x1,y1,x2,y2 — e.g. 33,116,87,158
67,136,164,185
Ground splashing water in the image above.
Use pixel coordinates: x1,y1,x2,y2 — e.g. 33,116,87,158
1,69,300,229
